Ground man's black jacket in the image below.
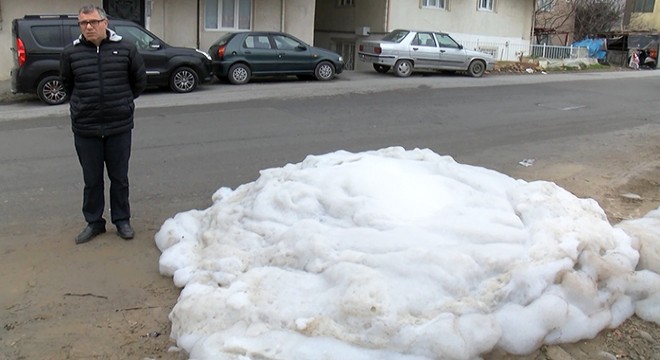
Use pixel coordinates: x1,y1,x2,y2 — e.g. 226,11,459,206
60,29,147,137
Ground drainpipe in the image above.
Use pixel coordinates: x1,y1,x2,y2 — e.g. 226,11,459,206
384,0,390,32
281,0,286,32
197,0,201,49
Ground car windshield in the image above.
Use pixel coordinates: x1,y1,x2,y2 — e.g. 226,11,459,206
114,25,156,50
382,30,409,43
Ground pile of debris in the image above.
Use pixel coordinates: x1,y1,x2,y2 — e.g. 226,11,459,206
492,61,543,74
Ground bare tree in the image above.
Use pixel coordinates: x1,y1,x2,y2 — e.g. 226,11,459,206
535,0,624,44
535,0,578,45
574,0,624,40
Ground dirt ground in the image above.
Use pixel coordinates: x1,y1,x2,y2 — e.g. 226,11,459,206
1,119,659,358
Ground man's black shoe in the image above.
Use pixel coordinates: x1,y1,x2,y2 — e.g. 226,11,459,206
75,225,106,244
116,223,135,240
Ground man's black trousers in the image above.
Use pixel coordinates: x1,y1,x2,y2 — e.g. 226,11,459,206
74,131,132,227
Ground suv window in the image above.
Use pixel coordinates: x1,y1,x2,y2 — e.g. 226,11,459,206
31,25,62,47
65,25,80,43
113,25,155,50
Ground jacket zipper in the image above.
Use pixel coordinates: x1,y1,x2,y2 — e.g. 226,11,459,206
97,45,106,137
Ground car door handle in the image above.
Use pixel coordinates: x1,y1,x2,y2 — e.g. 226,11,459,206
440,50,446,53
412,47,419,51
245,51,252,54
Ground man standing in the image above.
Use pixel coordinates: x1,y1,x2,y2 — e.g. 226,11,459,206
60,4,147,244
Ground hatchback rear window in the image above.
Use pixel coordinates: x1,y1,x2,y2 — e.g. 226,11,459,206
31,25,62,47
212,33,234,46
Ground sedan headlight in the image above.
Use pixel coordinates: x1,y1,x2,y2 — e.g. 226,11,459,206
338,56,344,62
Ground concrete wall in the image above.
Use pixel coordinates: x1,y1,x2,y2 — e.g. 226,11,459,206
151,0,198,48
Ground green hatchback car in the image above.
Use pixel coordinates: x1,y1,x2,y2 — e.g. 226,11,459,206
209,31,345,85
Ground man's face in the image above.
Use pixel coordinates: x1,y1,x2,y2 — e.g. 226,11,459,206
78,10,108,45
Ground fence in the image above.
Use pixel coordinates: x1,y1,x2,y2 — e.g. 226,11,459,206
458,40,589,62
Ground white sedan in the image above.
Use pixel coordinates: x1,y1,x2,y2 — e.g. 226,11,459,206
358,29,496,78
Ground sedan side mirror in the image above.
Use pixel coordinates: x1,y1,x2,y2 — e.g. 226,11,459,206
295,45,307,51
458,44,463,50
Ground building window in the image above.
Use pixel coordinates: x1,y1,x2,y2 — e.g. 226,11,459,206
633,0,655,12
205,0,251,30
537,0,553,11
338,0,354,6
422,0,447,9
478,0,494,11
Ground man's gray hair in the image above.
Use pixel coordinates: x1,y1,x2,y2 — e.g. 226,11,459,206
79,4,107,19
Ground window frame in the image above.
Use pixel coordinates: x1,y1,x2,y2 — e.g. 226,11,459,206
537,0,553,12
421,0,448,10
204,0,252,31
478,0,494,11
633,0,655,12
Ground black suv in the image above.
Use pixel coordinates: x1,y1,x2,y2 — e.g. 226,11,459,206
11,14,213,105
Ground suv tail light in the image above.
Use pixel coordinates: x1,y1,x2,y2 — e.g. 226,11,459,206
374,46,382,55
16,37,26,67
217,45,226,60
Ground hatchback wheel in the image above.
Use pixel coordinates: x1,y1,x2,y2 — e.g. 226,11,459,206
170,67,198,93
314,61,336,81
393,60,413,77
228,63,251,85
37,75,68,105
373,64,391,73
467,60,486,78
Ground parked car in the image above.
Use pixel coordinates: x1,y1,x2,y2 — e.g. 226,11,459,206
358,29,496,78
10,14,213,105
208,31,344,84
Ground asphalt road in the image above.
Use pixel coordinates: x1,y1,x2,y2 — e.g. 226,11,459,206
1,69,659,233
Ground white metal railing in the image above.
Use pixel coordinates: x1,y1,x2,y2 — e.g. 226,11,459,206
458,40,589,61
528,44,589,59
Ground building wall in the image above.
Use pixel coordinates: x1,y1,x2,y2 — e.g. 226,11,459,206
156,0,198,48
629,3,660,30
387,0,534,39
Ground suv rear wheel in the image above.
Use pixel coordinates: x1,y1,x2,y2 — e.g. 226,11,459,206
170,67,199,93
37,75,68,105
